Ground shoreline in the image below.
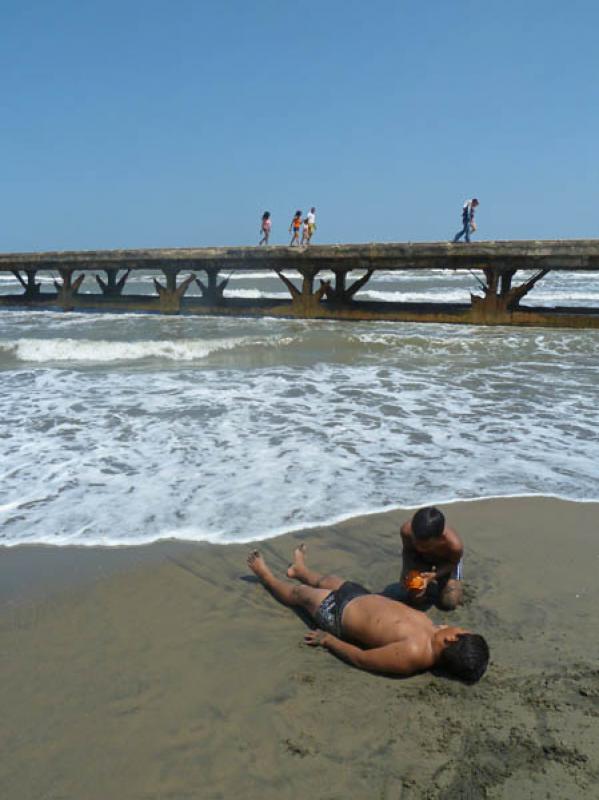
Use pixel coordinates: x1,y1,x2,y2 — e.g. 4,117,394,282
1,496,598,798
2,491,599,551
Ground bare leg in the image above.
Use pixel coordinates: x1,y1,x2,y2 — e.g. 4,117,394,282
286,544,344,591
248,550,330,617
438,579,464,610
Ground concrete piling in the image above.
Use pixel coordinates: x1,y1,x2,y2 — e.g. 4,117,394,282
1,241,598,328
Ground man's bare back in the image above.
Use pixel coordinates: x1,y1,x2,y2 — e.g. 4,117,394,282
247,544,488,681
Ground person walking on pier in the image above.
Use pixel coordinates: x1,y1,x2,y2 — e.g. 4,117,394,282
453,198,479,243
259,211,272,245
305,206,316,243
301,216,310,245
289,210,302,246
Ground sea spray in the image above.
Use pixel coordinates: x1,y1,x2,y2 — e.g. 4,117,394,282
1,273,599,546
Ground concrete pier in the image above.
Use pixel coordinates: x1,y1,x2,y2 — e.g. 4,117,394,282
2,240,599,328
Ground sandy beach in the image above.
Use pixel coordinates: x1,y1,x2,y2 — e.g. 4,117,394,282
1,496,598,799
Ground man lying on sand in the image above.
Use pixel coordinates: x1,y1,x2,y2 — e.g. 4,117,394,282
400,506,464,609
247,545,488,681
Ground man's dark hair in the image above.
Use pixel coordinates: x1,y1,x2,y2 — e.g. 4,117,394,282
411,506,445,540
440,634,489,683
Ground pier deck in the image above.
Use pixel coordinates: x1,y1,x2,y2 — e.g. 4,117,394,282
1,240,599,328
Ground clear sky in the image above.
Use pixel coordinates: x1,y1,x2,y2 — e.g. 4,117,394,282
1,0,598,250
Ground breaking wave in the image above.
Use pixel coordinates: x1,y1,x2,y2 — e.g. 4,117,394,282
0,335,293,364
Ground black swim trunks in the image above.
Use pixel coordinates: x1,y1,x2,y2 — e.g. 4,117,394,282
313,581,371,637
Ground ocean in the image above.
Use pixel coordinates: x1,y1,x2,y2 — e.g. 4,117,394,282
1,267,598,546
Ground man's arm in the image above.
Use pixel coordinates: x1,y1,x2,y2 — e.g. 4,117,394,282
399,521,421,580
433,527,464,580
400,520,412,544
432,562,457,581
305,630,428,676
400,521,417,558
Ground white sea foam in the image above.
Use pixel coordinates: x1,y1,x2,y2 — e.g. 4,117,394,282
0,334,296,363
0,274,57,285
224,288,290,300
358,286,599,306
2,338,238,362
1,319,598,547
360,289,472,303
1,280,599,548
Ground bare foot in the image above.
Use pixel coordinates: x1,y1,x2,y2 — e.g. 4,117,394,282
247,549,268,580
287,543,307,579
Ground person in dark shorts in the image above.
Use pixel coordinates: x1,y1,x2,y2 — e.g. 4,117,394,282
247,544,488,682
289,210,302,245
400,506,464,610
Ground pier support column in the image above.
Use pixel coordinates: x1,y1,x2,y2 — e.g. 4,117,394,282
54,269,85,310
470,267,550,320
320,269,374,305
153,270,196,313
12,269,42,300
275,267,326,315
96,268,131,297
195,270,229,304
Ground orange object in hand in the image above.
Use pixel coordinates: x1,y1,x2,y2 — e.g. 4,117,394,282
404,570,426,591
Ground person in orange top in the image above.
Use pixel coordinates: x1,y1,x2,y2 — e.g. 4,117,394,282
289,210,302,246
400,506,464,610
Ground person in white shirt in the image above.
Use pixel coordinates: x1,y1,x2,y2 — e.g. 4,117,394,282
305,207,316,243
453,198,479,243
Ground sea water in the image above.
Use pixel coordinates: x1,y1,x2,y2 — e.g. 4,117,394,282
1,268,598,546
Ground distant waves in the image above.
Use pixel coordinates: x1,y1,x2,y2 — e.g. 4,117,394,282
1,310,598,546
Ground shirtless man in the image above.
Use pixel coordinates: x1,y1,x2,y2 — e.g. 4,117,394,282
400,506,464,610
247,545,488,682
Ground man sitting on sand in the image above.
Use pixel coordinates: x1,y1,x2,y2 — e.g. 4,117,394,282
400,507,464,610
247,545,488,682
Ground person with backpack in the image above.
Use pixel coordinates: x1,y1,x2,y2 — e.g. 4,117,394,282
453,198,479,243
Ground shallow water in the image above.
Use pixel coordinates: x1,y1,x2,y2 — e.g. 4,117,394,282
1,269,598,546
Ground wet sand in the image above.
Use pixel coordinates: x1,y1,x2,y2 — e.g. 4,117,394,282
1,497,598,799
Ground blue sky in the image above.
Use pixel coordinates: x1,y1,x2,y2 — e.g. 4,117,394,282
1,0,598,250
